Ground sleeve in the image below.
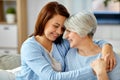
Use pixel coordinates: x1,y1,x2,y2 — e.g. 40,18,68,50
56,39,70,57
108,53,120,80
21,42,96,80
93,39,111,48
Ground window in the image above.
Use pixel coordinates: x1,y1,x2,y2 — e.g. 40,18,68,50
92,0,120,24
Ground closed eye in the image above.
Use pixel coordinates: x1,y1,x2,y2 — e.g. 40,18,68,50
66,29,71,33
53,25,59,28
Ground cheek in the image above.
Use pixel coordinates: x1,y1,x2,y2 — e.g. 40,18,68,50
70,41,76,48
70,41,78,48
43,29,51,38
63,31,69,39
71,36,79,45
43,29,48,36
44,27,52,34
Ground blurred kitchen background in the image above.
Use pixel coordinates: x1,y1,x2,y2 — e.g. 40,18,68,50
0,0,120,55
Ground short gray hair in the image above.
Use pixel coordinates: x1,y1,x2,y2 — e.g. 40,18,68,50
64,11,97,37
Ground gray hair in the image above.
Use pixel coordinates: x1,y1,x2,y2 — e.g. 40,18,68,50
64,11,97,37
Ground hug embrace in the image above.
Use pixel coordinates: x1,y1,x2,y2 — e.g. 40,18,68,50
15,1,120,80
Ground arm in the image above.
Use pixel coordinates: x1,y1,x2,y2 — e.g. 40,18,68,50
102,44,116,71
21,42,95,80
90,58,109,80
97,70,109,80
94,40,116,71
97,71,109,80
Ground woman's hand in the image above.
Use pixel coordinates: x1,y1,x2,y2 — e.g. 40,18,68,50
91,58,109,80
102,44,116,71
91,58,106,75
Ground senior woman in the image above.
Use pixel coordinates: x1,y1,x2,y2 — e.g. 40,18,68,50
64,11,120,80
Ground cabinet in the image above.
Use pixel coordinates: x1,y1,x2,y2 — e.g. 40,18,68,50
0,24,17,47
0,0,27,54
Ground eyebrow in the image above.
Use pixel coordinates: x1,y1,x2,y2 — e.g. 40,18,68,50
55,23,60,26
54,22,65,28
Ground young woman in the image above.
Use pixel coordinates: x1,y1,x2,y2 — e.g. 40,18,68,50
15,1,116,80
64,11,120,80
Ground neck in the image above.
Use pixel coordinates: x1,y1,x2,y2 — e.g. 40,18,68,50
77,39,101,56
35,35,52,52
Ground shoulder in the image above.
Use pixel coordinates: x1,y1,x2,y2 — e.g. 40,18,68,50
66,48,77,58
21,36,41,49
55,39,70,56
20,36,44,58
93,40,108,47
61,39,70,48
21,37,36,51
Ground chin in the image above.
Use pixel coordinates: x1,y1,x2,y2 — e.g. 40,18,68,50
52,37,58,41
69,42,73,47
70,45,73,48
70,44,76,48
51,38,56,41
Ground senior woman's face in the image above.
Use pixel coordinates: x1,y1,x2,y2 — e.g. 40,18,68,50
64,29,82,48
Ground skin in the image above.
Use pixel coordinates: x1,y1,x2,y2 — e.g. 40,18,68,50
102,44,116,71
64,29,109,79
35,14,116,71
65,30,101,56
35,14,115,78
35,14,66,52
65,29,116,70
91,58,109,80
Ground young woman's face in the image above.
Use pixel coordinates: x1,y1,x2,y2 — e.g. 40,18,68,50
64,29,82,48
44,14,66,41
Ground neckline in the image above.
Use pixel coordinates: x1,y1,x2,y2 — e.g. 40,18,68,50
76,50,101,58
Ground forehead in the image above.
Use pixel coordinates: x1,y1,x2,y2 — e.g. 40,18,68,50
49,14,66,24
65,27,72,31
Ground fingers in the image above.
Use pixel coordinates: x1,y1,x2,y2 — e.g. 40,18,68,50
109,59,113,71
90,58,107,75
106,57,117,72
102,54,109,62
102,53,117,71
109,58,116,71
113,57,117,68
102,54,109,70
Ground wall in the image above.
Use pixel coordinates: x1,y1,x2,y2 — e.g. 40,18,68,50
27,0,51,35
27,0,93,35
94,25,120,55
26,0,120,55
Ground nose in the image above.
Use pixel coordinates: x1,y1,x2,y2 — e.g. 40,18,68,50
63,31,69,39
56,27,63,35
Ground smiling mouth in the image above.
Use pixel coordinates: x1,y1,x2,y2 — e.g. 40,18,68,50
68,39,72,43
53,34,60,38
53,35,59,39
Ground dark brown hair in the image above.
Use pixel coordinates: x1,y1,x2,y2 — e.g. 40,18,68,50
31,1,69,44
